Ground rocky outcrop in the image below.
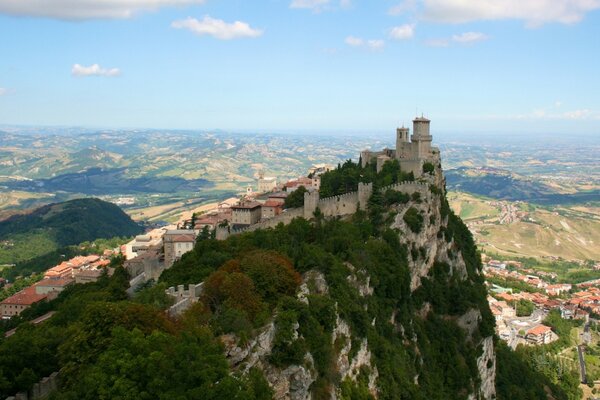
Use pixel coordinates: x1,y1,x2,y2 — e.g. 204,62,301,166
471,336,496,400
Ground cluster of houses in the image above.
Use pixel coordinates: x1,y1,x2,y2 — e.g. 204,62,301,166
186,165,333,233
488,293,558,346
484,261,570,296
483,255,600,348
0,252,116,319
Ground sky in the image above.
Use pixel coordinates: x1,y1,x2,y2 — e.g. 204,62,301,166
0,0,599,134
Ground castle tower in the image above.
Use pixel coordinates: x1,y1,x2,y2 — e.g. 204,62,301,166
396,126,410,159
411,116,432,158
303,190,319,219
358,182,373,211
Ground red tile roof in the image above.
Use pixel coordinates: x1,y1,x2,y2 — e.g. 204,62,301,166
527,325,552,336
1,287,47,306
263,200,284,208
35,278,74,288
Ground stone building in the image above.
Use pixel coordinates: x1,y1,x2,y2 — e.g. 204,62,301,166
231,201,262,227
361,116,438,177
163,229,196,268
1,287,47,319
257,171,277,193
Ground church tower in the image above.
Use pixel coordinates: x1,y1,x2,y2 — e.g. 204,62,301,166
396,126,410,159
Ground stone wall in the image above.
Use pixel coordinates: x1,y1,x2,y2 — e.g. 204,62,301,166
217,181,430,240
165,283,204,316
5,372,59,400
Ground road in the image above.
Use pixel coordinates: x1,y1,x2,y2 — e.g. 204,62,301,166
578,345,588,384
4,311,56,338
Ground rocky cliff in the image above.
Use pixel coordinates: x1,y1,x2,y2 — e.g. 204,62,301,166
211,163,497,400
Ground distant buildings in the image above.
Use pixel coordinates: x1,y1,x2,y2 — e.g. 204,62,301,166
1,277,75,319
257,171,277,193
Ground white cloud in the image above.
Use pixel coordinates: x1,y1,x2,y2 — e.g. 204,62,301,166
339,0,352,9
451,32,488,43
345,36,364,46
171,16,263,40
389,24,415,40
563,109,593,119
290,0,329,10
290,0,351,11
0,0,205,20
0,87,7,96
72,64,120,77
389,0,417,16
425,31,487,47
367,39,385,50
421,0,600,27
345,36,384,50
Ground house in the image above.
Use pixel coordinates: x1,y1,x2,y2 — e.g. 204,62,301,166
75,269,104,284
267,192,288,204
34,278,74,296
257,173,277,193
163,230,196,268
44,262,74,279
231,201,262,227
0,287,48,319
545,284,572,296
261,200,284,220
525,325,553,345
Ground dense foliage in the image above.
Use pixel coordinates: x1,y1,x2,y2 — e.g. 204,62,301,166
159,186,503,399
0,261,271,399
319,159,414,198
284,186,308,208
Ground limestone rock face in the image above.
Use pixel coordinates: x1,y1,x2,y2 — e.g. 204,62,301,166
221,171,495,400
470,336,496,400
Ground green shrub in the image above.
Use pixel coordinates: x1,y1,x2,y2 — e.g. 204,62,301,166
403,207,424,233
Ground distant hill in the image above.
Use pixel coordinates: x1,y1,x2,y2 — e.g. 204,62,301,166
446,167,600,205
0,198,142,264
4,167,212,195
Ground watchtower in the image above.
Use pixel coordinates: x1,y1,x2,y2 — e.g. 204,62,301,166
304,190,319,219
411,116,432,158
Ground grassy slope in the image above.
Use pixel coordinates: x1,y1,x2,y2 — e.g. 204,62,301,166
449,191,600,262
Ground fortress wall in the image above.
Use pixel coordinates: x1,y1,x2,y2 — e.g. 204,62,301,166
317,192,360,217
232,207,305,235
381,181,432,201
219,181,431,240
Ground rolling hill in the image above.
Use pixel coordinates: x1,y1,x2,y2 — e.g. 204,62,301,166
446,167,600,205
0,198,143,264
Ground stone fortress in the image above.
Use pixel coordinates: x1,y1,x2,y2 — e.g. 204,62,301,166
216,116,440,240
360,116,439,176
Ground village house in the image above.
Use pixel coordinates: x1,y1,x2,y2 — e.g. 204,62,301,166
0,287,48,319
34,278,74,296
75,269,104,284
231,201,262,228
261,199,284,220
525,325,554,345
163,230,196,268
545,283,572,296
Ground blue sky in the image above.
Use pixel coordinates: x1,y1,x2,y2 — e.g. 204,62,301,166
0,0,599,134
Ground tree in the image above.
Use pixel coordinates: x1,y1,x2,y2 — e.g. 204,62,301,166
516,299,535,317
284,186,308,209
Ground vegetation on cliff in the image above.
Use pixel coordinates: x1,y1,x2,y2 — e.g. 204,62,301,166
0,162,569,400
